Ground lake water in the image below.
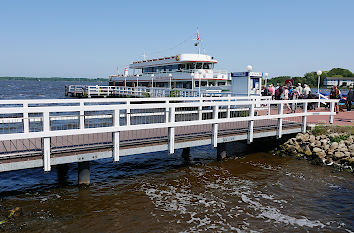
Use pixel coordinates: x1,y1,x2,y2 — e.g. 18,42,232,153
0,80,353,232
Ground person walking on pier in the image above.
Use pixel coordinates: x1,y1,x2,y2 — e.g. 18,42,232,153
296,83,303,98
283,86,292,111
346,86,353,111
303,84,311,99
330,85,340,113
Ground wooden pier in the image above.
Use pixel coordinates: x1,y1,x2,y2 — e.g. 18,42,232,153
0,96,338,183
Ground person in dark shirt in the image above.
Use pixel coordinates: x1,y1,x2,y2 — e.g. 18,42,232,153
330,86,340,113
346,86,353,111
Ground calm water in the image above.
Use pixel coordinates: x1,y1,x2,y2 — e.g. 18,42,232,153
0,80,353,232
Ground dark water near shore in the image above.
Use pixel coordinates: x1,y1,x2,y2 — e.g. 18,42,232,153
0,80,353,232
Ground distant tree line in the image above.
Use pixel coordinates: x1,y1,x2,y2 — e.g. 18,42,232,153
266,68,354,87
0,77,108,82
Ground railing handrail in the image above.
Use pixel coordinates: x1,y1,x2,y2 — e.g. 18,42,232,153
0,100,337,142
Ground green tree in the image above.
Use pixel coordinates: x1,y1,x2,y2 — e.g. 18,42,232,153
327,68,354,77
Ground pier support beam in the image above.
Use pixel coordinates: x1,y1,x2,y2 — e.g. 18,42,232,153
181,147,190,163
78,161,90,185
56,164,69,184
217,143,227,161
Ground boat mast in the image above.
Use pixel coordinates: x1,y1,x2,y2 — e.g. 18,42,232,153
194,28,201,54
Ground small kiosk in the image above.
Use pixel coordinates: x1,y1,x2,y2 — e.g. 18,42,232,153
231,71,263,96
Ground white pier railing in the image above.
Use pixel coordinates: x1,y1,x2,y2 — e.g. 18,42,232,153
65,85,231,98
0,97,337,172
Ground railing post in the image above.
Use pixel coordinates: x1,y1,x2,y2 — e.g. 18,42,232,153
42,111,51,172
277,103,284,139
247,102,255,144
113,109,120,162
302,102,308,133
226,98,231,119
23,103,29,133
329,101,335,124
198,99,203,121
79,102,85,129
212,105,219,148
126,100,131,126
168,106,175,154
267,102,271,115
165,100,169,123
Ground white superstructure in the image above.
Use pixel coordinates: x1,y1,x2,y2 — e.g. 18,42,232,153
109,53,231,91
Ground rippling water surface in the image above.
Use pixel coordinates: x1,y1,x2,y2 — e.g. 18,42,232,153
0,80,353,232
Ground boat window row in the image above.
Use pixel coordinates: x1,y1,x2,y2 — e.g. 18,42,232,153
142,63,214,73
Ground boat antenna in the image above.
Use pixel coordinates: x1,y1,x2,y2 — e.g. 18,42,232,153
142,51,147,60
193,28,201,54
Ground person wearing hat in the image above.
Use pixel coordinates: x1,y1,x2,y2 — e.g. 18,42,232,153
303,84,311,99
296,83,303,98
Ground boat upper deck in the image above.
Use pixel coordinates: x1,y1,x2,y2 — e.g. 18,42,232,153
129,54,217,69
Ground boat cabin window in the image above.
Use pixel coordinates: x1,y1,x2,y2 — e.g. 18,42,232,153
178,64,186,70
187,63,195,70
203,63,214,69
141,62,213,73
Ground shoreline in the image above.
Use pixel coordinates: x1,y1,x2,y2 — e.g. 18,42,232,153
274,125,354,172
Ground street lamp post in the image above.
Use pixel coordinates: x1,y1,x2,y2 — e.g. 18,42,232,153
169,73,172,89
317,70,322,108
264,73,269,88
151,74,154,96
151,74,154,88
136,74,139,87
191,73,195,92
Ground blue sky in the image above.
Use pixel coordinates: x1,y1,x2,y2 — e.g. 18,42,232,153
1,0,354,78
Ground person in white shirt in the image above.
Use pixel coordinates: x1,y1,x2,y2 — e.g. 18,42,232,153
303,84,311,98
296,83,303,97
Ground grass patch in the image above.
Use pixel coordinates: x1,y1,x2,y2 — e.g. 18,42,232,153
310,125,354,136
329,134,350,143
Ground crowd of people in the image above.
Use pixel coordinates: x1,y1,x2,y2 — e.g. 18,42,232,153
262,83,313,100
261,83,353,113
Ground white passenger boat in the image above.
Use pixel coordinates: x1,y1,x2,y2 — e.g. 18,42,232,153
109,53,231,94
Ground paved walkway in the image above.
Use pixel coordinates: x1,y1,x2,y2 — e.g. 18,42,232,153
307,110,354,126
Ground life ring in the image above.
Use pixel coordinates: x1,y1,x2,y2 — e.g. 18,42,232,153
176,55,180,61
